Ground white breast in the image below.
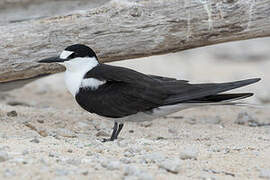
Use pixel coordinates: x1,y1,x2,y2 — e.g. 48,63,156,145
62,57,105,96
64,71,84,96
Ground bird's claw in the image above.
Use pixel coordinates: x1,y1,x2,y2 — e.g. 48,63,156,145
101,138,113,143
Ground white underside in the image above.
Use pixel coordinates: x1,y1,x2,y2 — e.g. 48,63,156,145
104,102,244,123
104,103,194,123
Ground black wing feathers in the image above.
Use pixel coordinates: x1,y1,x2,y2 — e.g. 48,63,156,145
163,78,260,105
85,64,155,85
76,64,260,118
187,93,254,103
77,64,169,118
76,81,166,118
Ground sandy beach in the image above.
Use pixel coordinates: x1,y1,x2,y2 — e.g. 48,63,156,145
0,38,270,180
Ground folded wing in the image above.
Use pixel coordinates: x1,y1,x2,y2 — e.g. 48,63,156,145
75,64,260,118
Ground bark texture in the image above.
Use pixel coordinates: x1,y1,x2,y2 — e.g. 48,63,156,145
0,0,270,84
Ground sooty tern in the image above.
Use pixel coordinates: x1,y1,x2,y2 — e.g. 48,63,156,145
39,44,260,142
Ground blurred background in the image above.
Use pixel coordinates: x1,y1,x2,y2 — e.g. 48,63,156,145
1,0,268,106
1,0,268,105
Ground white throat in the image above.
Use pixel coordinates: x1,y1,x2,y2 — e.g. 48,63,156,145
61,57,104,96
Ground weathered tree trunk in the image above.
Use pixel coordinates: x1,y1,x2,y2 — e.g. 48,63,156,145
0,0,270,86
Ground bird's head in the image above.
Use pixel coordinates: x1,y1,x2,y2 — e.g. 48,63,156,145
38,44,99,71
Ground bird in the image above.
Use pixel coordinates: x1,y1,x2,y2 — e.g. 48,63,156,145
38,44,261,142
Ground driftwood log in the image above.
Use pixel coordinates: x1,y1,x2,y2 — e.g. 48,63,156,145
0,0,270,90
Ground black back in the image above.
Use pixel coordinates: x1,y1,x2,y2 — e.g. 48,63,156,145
75,64,260,118
75,64,169,118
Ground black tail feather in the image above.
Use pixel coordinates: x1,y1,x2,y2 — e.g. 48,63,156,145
186,93,254,103
164,78,260,105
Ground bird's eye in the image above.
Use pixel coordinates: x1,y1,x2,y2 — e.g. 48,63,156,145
68,53,76,59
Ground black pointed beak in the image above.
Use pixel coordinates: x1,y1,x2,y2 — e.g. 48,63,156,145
38,56,65,63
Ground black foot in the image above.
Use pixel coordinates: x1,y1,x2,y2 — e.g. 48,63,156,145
101,138,113,142
101,122,124,142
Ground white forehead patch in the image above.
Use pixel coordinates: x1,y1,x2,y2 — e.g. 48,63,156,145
60,50,74,59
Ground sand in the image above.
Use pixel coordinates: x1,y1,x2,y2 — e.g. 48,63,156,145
0,38,270,180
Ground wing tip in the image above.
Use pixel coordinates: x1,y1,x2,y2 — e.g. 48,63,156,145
232,78,261,87
247,78,261,83
220,92,254,102
241,92,254,98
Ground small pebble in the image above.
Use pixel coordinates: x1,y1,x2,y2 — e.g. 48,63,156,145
22,150,29,155
67,149,73,153
126,146,142,155
86,151,93,156
49,152,56,157
156,136,166,140
168,128,178,135
66,158,81,166
143,152,166,163
94,146,104,153
7,110,17,117
120,157,133,164
76,143,85,149
101,160,122,170
7,101,30,107
38,129,48,137
158,159,181,174
180,147,198,160
56,128,77,138
37,119,44,123
140,122,152,128
30,138,40,143
81,170,89,176
96,130,110,137
16,158,28,164
137,138,153,146
124,151,135,158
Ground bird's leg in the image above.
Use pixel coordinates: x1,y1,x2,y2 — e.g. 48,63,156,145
102,122,118,142
102,122,124,142
110,122,118,141
114,123,124,140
